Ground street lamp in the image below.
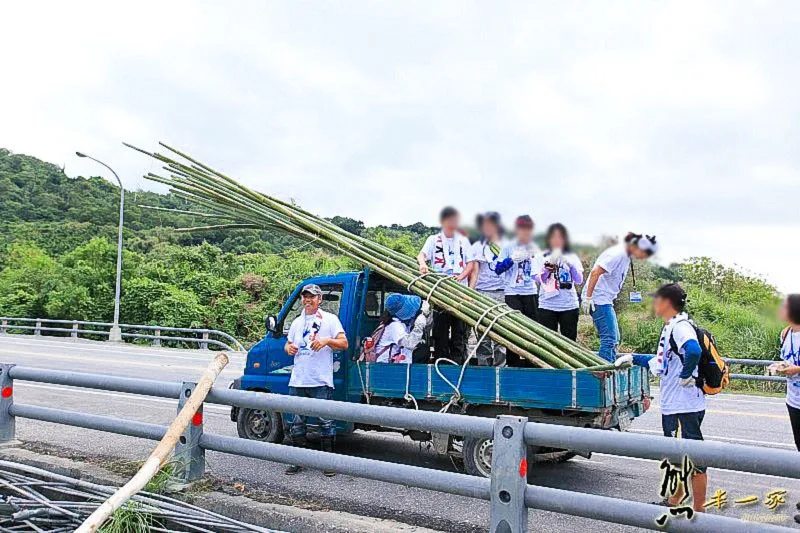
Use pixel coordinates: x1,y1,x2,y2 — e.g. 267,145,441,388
76,151,125,342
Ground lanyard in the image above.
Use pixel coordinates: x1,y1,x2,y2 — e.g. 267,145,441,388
629,260,636,290
789,332,800,367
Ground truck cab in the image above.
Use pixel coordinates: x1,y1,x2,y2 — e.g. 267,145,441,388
231,268,651,477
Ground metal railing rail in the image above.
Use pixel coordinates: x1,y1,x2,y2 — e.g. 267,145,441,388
0,364,794,532
0,317,245,352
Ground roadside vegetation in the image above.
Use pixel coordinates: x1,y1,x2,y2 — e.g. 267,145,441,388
0,148,785,366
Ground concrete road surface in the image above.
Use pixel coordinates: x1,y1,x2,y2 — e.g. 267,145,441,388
0,334,797,532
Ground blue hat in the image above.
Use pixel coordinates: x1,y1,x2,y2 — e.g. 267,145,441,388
385,294,422,321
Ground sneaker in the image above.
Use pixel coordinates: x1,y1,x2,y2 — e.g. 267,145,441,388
284,464,303,475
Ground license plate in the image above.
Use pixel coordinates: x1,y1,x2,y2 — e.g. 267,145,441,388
618,409,632,431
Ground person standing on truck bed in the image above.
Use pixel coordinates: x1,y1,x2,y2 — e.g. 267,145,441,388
535,223,583,341
283,283,349,476
581,232,658,362
495,215,541,366
375,294,432,364
469,212,508,366
615,283,708,513
417,206,473,363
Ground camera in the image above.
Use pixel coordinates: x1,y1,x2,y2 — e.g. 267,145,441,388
559,281,573,290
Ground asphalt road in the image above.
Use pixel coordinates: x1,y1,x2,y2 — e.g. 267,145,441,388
0,334,798,532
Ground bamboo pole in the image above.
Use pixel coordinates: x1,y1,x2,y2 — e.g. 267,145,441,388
76,353,229,533
127,143,609,368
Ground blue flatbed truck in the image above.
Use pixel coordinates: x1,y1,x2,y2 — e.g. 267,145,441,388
230,268,651,478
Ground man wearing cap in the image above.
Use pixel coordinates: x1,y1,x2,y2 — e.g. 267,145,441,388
283,284,349,476
615,283,707,512
470,212,508,366
495,215,542,366
375,294,432,364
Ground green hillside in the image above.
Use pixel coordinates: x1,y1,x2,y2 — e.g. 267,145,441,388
0,148,783,373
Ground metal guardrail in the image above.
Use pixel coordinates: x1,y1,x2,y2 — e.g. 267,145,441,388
0,364,795,532
0,317,245,352
724,358,786,383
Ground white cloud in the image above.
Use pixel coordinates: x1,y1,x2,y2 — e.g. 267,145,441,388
1,1,798,291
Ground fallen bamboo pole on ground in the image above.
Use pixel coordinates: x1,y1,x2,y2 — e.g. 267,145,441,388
76,352,229,533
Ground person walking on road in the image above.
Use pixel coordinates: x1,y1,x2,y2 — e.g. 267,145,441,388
417,206,473,363
582,232,658,361
470,212,507,366
536,223,583,341
283,284,349,476
616,283,707,512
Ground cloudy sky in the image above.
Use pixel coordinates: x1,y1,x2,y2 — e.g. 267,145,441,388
2,1,798,291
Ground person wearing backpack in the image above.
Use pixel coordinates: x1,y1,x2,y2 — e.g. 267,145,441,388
372,294,432,364
582,232,658,361
615,283,708,512
771,294,800,451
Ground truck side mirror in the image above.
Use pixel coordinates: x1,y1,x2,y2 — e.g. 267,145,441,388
265,315,279,334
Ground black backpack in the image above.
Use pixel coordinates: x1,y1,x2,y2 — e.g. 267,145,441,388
669,320,729,395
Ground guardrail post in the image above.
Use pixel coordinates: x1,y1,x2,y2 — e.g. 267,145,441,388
0,320,7,335
34,320,42,336
200,332,209,351
153,329,161,348
490,415,528,533
71,321,79,340
0,364,16,442
174,381,205,483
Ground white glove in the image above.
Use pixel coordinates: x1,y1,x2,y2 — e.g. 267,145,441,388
511,248,530,262
420,301,431,317
614,354,633,368
679,377,695,388
549,248,563,263
580,297,595,315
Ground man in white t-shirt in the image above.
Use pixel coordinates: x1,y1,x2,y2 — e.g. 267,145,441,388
283,284,348,476
617,283,707,512
417,206,473,363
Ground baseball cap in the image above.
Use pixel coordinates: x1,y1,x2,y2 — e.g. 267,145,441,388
515,215,534,229
300,284,323,296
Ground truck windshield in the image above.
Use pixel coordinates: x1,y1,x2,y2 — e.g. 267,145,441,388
282,284,344,334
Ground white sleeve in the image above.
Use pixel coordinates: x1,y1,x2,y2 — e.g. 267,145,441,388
595,247,623,273
328,314,346,338
462,236,476,262
470,242,485,263
420,235,435,259
672,322,698,351
287,318,301,344
499,243,512,261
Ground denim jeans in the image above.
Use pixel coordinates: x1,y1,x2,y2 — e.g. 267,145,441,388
591,304,620,362
288,386,335,438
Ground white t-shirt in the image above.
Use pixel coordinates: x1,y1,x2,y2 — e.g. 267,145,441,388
781,329,800,409
287,309,345,388
420,232,473,286
582,245,630,306
499,241,542,296
658,318,705,416
375,318,413,365
470,240,505,292
538,251,583,312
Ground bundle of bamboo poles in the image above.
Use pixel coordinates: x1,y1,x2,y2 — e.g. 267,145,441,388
127,142,614,371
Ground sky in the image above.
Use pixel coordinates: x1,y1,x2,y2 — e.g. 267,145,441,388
1,1,798,291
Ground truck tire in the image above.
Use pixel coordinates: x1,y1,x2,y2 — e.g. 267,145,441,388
462,437,537,481
532,450,578,464
236,408,284,443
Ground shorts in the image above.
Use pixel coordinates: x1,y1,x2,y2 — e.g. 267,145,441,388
662,410,706,473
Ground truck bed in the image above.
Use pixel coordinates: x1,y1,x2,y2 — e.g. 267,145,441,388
349,363,650,412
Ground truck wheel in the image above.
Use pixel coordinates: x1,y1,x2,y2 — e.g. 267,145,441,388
462,437,537,480
532,450,578,464
236,408,284,443
463,437,493,478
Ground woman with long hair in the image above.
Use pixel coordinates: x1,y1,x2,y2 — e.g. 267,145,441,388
536,223,583,341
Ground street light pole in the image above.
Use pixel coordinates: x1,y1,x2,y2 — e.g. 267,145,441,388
76,151,125,342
